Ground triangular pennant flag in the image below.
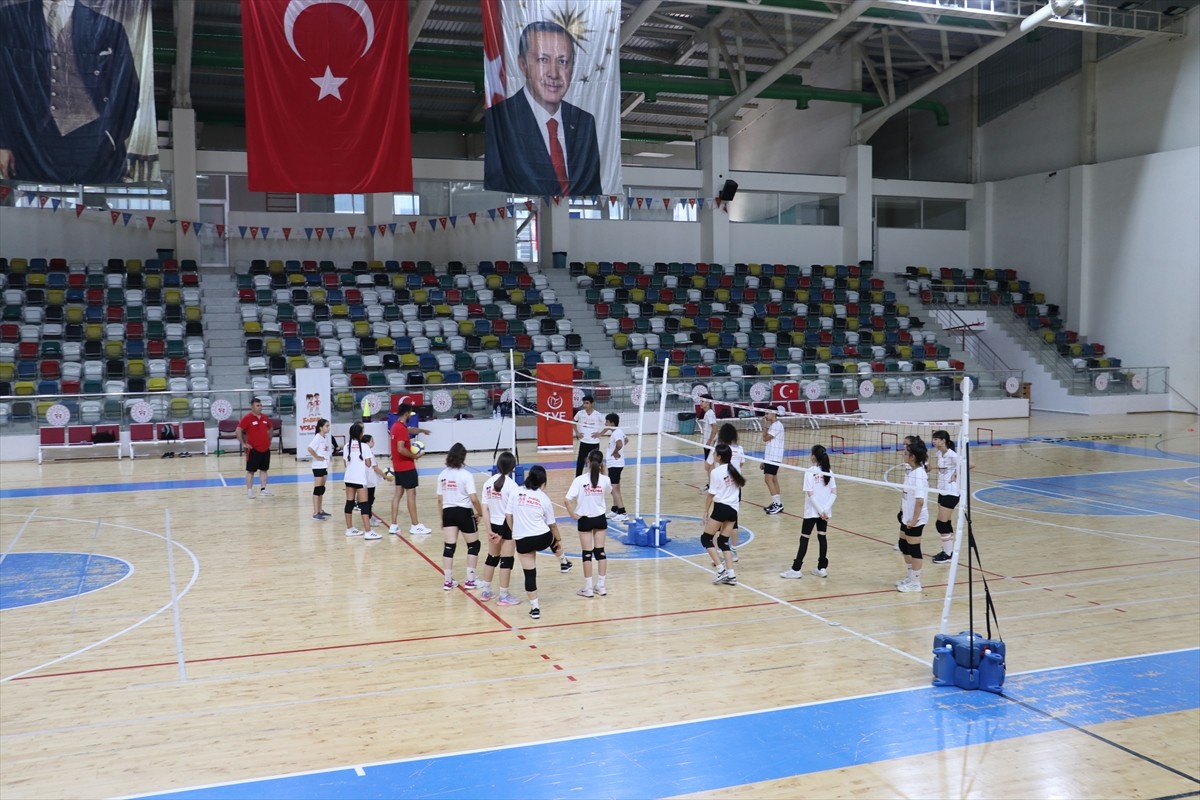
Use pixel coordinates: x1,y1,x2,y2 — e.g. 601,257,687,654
663,198,672,210
194,222,204,235
75,203,85,218
282,227,292,241
409,221,418,233
506,204,515,217
146,216,156,230
525,200,535,211
38,195,49,208
347,226,356,238
689,197,696,207
436,217,446,230
609,195,618,206
448,215,456,228
626,196,634,208
429,218,438,231
636,197,644,209
23,191,35,204
552,196,561,206
262,227,270,239
304,227,313,240
368,226,376,238
696,197,705,209
250,226,260,239
180,220,191,234
216,224,225,239
592,195,600,204
111,210,120,224
487,209,496,221
122,213,132,226
498,207,507,219
378,224,387,237
325,227,334,239
388,223,397,235
0,185,10,202
51,198,61,211
239,225,248,238
468,212,477,225
315,227,324,240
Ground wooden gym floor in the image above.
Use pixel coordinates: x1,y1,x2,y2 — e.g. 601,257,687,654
0,411,1197,799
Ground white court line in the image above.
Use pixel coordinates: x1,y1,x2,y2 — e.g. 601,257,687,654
68,519,103,625
972,503,1200,544
0,507,38,566
984,480,1194,519
163,509,188,682
0,514,201,684
217,473,228,488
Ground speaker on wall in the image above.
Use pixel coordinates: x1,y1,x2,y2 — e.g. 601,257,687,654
719,179,739,202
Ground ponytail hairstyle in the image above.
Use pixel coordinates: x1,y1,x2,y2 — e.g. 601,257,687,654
718,422,738,445
524,464,548,490
348,422,364,461
714,443,746,487
906,438,929,469
587,447,604,488
494,450,516,492
445,442,467,469
811,444,832,486
316,418,329,434
933,429,956,452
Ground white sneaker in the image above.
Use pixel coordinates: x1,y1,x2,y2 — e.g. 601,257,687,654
576,587,594,598
247,490,255,499
812,568,828,578
896,575,912,587
780,569,803,579
410,523,432,535
370,516,385,528
259,488,274,497
363,529,382,540
345,528,363,537
897,578,923,592
388,524,400,535
614,513,628,523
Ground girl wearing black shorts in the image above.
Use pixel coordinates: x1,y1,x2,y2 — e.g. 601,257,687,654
930,430,960,566
306,418,332,520
702,443,746,586
507,465,564,620
436,443,482,592
565,449,613,598
897,438,930,592
478,451,521,606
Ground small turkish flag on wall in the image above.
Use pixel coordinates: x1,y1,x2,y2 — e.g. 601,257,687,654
242,0,412,193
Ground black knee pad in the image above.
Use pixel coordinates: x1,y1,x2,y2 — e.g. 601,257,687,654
344,500,356,514
582,550,593,562
523,568,537,592
313,485,325,496
897,538,910,556
360,501,373,518
466,540,481,556
717,535,731,552
700,532,715,549
442,542,458,558
910,542,923,560
485,553,501,568
936,519,953,535
499,556,515,571
593,547,606,561
367,487,376,503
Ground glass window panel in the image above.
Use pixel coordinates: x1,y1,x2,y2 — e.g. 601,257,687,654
298,194,334,213
394,193,420,215
875,197,921,229
196,174,226,200
922,199,967,230
228,175,267,212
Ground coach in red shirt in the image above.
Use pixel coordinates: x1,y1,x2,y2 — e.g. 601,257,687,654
237,397,274,499
388,402,431,535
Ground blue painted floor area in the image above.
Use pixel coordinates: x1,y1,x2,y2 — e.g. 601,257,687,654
978,467,1200,519
0,552,132,610
139,649,1199,800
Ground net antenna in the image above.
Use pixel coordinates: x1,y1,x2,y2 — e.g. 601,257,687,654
633,355,651,522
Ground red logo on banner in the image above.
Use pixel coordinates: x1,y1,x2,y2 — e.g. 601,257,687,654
536,363,574,449
438,218,447,230
636,197,644,209
250,226,260,239
390,393,425,414
378,224,387,236
38,195,49,208
315,227,324,240
241,0,412,193
498,207,507,219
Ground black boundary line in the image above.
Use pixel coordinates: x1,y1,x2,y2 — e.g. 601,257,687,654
1003,694,1200,786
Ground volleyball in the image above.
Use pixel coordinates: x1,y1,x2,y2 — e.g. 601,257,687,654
410,440,426,456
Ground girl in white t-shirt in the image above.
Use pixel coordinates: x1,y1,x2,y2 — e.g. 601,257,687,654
506,465,564,621
360,434,390,529
342,423,382,540
760,407,786,514
706,423,746,560
930,430,960,566
306,418,332,521
703,443,746,586
478,451,521,606
602,412,628,520
565,449,613,598
781,446,837,579
436,443,482,592
897,438,931,593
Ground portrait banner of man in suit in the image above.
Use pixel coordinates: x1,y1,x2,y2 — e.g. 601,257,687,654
483,0,622,198
0,0,159,185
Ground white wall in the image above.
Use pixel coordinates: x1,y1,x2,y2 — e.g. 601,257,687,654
978,76,1083,182
0,206,176,261
987,170,1073,320
876,228,970,274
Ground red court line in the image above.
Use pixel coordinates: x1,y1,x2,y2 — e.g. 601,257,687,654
391,531,512,629
15,554,1194,683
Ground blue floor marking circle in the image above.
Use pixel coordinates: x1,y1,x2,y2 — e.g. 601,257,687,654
0,552,134,610
553,514,755,559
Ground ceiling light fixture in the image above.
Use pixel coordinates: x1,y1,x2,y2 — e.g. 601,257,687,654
1162,5,1186,15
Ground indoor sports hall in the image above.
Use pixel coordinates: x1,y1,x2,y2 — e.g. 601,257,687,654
1,0,1197,798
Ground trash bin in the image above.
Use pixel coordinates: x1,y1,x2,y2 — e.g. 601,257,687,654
677,411,696,435
552,251,567,269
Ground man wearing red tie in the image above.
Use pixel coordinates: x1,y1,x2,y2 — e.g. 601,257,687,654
484,21,601,197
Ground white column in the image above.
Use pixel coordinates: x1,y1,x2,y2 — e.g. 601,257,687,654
366,192,393,261
538,197,571,270
170,108,199,264
840,144,872,264
698,135,730,265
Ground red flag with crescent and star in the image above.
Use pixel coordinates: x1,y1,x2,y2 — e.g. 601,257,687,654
772,381,800,404
241,0,412,193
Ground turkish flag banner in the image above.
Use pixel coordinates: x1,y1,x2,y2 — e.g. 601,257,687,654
241,0,412,193
772,381,800,404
